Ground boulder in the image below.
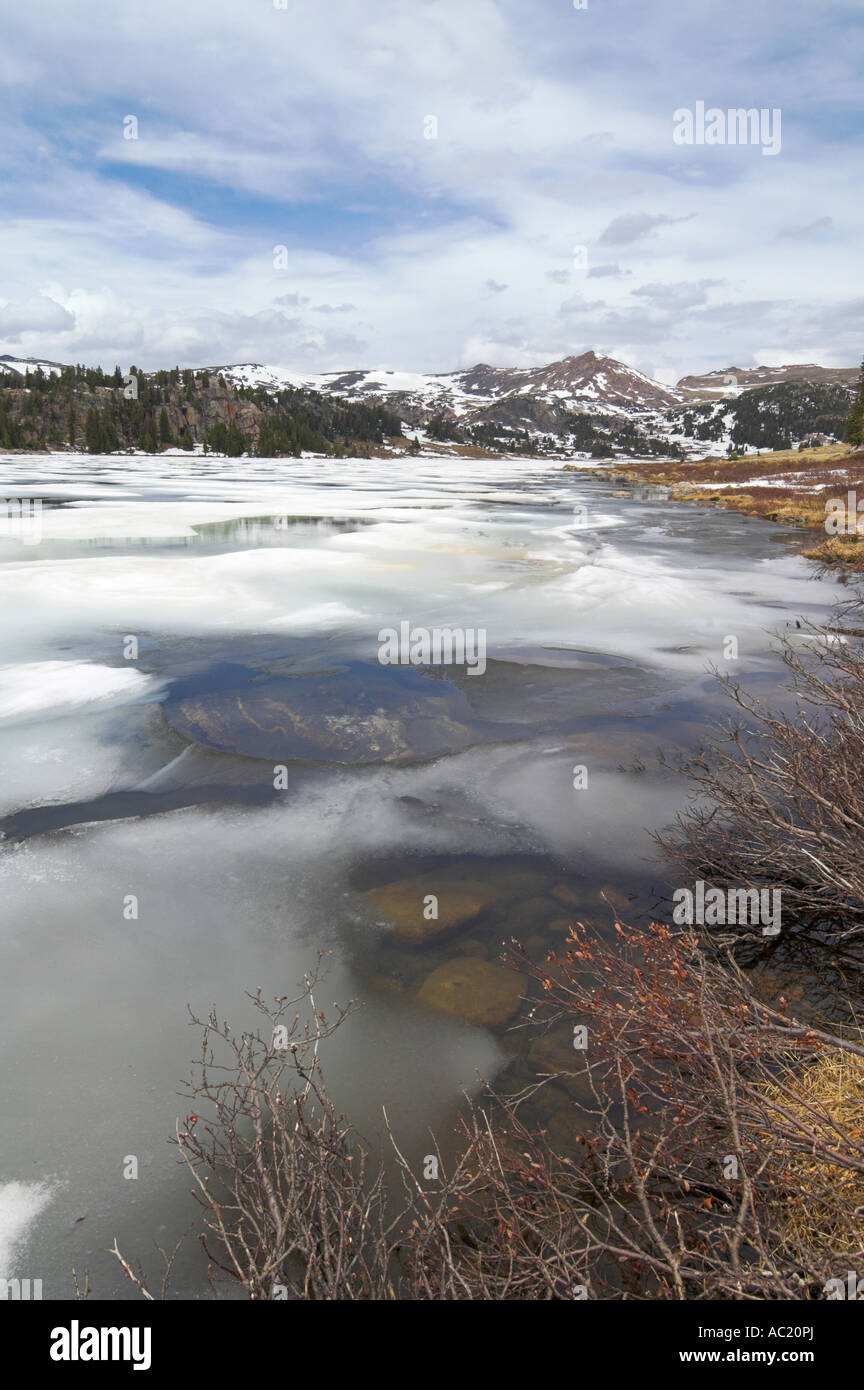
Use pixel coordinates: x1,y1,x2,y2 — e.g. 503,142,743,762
364,876,496,943
417,958,523,1027
363,865,553,944
162,661,491,765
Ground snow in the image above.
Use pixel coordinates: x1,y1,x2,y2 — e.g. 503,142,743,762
696,478,826,493
0,661,157,723
0,356,63,379
204,357,681,437
0,1181,55,1277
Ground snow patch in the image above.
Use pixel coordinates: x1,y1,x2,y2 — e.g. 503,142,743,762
0,662,156,723
0,1180,55,1276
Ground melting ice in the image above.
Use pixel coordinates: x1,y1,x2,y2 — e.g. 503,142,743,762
0,449,841,1297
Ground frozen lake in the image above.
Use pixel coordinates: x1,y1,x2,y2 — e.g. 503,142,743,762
0,450,841,1298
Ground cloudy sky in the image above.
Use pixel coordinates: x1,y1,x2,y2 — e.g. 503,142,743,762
1,0,861,382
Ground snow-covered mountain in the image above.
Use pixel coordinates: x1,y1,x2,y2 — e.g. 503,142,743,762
0,347,853,458
206,350,694,453
677,363,859,401
0,354,65,379
208,350,682,417
202,348,858,456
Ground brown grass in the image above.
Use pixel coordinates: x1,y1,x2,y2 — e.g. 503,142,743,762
762,1051,864,1259
802,536,864,573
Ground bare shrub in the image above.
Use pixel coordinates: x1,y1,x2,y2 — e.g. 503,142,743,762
173,958,403,1299
109,928,864,1301
659,616,864,944
498,921,864,1299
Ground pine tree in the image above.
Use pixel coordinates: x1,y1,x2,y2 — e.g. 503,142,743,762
159,407,174,447
102,415,118,452
85,406,102,453
225,421,246,457
208,421,228,453
846,358,864,447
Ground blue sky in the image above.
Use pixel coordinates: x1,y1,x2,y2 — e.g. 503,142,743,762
0,0,861,380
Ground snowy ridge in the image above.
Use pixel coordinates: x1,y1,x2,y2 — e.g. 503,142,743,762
0,354,65,379
199,350,857,456
205,350,684,418
678,362,859,402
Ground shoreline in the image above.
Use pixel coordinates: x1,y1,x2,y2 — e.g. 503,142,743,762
564,442,864,572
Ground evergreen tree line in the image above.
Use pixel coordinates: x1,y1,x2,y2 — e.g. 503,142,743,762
421,407,676,457
0,402,26,448
670,381,855,451
0,367,404,456
558,408,682,458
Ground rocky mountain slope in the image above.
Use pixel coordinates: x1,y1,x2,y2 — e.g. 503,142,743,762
205,351,700,456
0,350,857,458
0,364,404,457
208,350,858,457
212,350,679,415
677,362,859,402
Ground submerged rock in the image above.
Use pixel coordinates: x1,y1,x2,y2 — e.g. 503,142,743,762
597,884,633,914
417,958,523,1027
550,883,582,909
535,1091,592,1153
365,972,407,997
363,865,555,944
162,661,497,765
506,895,564,930
364,875,497,943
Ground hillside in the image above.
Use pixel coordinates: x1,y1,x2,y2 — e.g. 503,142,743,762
677,362,860,401
0,350,857,459
667,381,855,452
208,350,858,458
0,363,405,457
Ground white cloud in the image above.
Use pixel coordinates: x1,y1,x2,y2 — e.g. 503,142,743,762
0,295,74,338
0,0,859,377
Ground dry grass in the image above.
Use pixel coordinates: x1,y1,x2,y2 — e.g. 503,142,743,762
393,441,503,460
802,536,864,572
714,443,850,470
594,442,859,492
762,1050,864,1259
